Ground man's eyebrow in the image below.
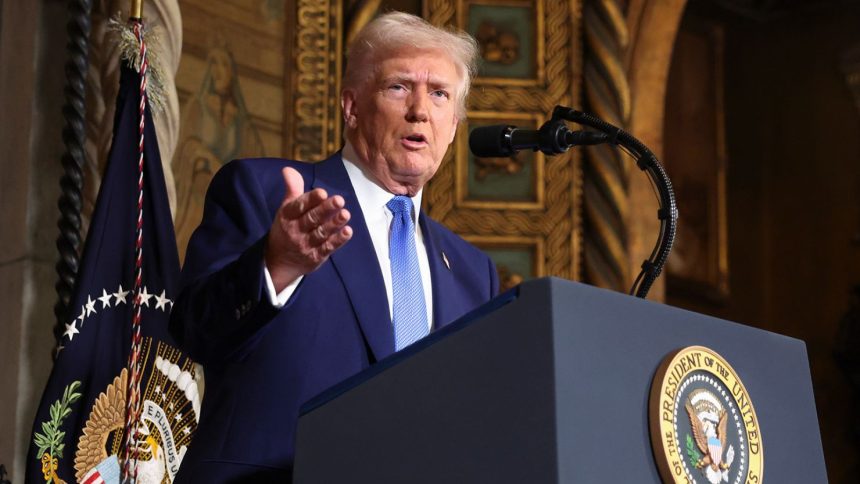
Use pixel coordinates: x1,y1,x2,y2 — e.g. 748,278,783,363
381,74,413,84
381,73,454,88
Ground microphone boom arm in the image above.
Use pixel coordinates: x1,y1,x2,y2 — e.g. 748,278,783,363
551,106,678,299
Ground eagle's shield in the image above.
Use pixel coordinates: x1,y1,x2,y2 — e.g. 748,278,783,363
707,435,723,466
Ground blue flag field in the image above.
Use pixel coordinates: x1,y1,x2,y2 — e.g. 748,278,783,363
26,58,199,484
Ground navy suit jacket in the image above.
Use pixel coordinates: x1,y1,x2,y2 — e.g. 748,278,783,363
170,153,499,482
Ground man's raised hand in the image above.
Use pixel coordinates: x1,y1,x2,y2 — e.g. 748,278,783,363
265,167,353,292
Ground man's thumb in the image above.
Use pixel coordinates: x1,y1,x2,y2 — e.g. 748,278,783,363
281,167,304,203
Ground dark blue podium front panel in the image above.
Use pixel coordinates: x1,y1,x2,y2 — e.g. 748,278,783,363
294,278,826,483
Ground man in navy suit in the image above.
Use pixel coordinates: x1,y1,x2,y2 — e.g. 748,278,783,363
170,11,498,482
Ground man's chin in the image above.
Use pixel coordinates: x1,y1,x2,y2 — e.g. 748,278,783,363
385,170,433,196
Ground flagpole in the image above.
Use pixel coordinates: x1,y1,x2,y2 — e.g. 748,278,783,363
131,0,142,19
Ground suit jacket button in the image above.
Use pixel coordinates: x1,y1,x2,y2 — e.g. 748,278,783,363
235,308,241,320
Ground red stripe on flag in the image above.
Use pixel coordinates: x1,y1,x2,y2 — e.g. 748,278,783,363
82,470,104,484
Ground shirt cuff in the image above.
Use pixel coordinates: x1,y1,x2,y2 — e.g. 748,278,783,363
263,264,303,308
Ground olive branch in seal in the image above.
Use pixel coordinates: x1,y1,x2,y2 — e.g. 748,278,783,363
33,380,82,462
685,433,702,467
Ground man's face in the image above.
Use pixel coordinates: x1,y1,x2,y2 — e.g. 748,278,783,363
342,48,460,196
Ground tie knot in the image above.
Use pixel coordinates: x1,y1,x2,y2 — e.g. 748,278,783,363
386,195,413,215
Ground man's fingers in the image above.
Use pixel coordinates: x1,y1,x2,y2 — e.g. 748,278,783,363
281,187,328,220
298,194,345,232
319,226,353,257
307,208,351,246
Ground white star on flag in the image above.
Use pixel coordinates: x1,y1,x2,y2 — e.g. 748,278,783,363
98,288,113,308
114,284,129,305
138,286,153,307
85,295,97,317
64,321,80,341
155,290,171,311
76,305,86,324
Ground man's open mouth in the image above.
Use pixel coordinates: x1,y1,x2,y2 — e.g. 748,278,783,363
404,134,427,143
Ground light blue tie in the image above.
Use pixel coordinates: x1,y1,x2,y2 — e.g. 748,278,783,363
386,196,429,351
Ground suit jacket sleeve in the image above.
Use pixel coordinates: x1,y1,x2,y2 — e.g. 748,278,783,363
169,159,295,365
489,256,500,298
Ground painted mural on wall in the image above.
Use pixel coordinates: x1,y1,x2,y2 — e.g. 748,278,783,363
173,41,264,258
172,0,285,261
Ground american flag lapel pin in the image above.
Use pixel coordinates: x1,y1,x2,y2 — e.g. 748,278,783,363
441,251,451,270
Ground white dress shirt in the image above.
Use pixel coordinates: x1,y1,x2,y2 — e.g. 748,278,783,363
263,143,434,329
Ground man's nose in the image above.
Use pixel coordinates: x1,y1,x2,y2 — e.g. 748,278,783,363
406,91,429,122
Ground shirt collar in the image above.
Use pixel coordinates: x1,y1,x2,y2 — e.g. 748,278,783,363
341,141,423,226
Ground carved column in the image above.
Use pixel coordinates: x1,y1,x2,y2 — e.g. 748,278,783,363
582,0,631,291
54,0,93,346
289,0,343,161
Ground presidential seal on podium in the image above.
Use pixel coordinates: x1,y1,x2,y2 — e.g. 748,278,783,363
649,346,763,484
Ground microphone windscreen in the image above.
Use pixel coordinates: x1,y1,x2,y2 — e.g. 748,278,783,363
469,125,512,158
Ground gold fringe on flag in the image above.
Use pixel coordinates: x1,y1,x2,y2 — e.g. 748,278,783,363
108,14,168,115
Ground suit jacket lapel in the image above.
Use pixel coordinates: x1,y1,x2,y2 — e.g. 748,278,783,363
419,216,458,331
313,154,395,361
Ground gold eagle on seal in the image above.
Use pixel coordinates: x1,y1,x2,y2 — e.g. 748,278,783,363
684,387,736,484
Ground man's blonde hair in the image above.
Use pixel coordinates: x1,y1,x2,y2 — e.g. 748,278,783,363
342,11,479,118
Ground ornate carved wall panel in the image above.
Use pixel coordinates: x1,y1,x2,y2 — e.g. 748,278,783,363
287,0,343,162
424,0,583,289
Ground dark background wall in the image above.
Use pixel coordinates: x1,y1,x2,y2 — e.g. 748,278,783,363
665,1,860,481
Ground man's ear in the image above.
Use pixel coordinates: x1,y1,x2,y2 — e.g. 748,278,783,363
342,90,358,129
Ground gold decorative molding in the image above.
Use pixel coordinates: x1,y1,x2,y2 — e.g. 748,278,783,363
582,0,631,291
455,111,546,211
461,0,546,87
290,0,343,161
465,234,546,291
424,0,582,280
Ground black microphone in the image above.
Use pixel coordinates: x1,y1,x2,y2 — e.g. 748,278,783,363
469,123,608,158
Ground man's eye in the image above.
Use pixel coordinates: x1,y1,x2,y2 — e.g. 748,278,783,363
431,90,449,99
389,84,406,91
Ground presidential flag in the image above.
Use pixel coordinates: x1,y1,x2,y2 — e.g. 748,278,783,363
27,24,199,484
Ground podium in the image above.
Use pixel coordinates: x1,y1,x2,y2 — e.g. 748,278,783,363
293,278,826,483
